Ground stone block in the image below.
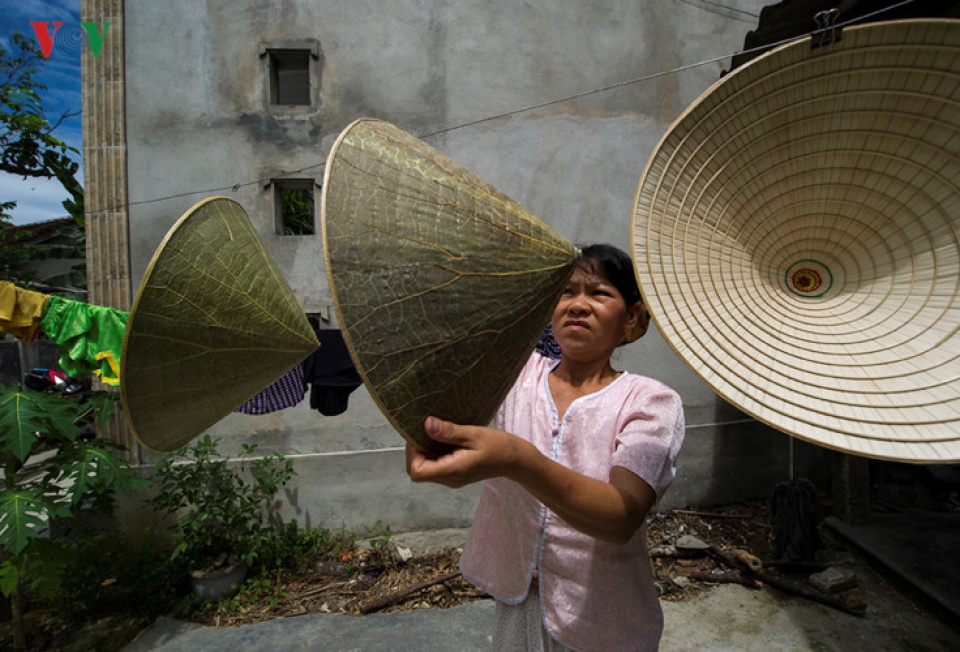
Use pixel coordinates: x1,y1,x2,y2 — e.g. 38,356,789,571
808,566,858,594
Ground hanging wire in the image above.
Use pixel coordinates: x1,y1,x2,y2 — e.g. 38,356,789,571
678,0,760,22
82,0,916,217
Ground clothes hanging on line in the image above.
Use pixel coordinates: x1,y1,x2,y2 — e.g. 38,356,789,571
234,363,306,415
39,295,129,386
3,281,362,419
303,329,363,416
0,281,51,343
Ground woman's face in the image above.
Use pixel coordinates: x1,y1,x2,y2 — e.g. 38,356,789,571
551,263,641,363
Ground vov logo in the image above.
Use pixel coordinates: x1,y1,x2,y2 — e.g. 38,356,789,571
30,21,111,58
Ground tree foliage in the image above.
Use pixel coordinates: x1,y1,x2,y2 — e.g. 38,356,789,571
0,386,144,556
0,31,85,288
0,32,78,197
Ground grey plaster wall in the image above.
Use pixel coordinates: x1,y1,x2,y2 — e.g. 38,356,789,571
121,0,828,535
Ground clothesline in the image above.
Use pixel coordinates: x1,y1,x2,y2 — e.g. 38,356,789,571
1,280,364,417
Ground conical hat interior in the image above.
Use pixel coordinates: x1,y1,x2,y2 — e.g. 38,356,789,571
633,19,960,463
121,197,319,451
322,119,579,455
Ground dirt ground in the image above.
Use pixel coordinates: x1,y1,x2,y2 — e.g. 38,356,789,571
18,498,940,650
198,500,789,626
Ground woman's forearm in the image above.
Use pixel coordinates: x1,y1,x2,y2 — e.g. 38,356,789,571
506,439,655,544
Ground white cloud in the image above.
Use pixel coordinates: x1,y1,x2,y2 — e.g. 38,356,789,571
0,173,73,225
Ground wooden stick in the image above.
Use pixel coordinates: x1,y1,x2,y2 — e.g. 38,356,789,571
706,545,864,616
360,572,461,614
753,571,865,615
671,509,751,519
762,560,827,572
296,579,354,600
690,571,760,589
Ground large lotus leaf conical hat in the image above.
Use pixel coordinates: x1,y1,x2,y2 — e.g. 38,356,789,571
121,197,319,451
632,19,960,463
322,118,579,455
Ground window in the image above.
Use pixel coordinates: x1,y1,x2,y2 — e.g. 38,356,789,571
269,50,310,105
260,40,321,109
274,179,316,236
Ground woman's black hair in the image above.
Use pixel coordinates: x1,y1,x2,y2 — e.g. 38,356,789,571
578,243,642,306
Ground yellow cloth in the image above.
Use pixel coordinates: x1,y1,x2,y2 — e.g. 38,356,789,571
96,351,121,385
0,281,50,343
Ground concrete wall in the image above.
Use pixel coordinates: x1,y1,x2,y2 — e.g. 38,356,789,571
120,0,831,534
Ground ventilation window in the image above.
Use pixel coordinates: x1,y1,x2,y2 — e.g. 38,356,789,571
274,180,316,235
268,50,311,105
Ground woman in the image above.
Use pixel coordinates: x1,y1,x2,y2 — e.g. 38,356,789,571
407,244,685,651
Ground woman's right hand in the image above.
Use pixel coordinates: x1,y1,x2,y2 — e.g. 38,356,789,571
405,416,523,488
407,416,655,543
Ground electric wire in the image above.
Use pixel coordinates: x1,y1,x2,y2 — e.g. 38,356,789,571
34,0,922,219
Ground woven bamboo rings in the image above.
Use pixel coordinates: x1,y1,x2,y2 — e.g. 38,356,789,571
633,20,960,462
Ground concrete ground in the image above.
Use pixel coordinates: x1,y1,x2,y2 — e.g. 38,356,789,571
126,511,960,651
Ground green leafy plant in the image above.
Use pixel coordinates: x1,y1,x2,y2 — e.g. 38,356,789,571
255,519,359,576
174,521,374,623
0,384,143,651
363,521,396,569
49,527,181,627
147,435,296,576
279,185,315,235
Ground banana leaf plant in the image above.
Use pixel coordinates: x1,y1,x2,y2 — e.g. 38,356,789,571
0,383,144,651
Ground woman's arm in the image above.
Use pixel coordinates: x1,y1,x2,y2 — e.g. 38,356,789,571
406,416,656,544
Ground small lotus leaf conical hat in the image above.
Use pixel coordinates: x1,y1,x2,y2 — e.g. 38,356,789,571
633,19,960,463
322,119,579,455
121,197,319,451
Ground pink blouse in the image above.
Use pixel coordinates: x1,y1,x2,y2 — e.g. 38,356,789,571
460,354,685,651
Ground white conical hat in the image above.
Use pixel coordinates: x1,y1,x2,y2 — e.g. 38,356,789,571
633,19,960,463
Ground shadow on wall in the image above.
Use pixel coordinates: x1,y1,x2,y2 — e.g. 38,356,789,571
666,399,832,510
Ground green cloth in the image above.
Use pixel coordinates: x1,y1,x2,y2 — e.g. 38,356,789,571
40,296,129,385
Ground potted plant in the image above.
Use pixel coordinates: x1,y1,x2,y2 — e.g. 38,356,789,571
147,434,295,598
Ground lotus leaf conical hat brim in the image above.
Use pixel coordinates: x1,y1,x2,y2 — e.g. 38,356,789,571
121,197,319,452
632,19,960,463
322,119,579,455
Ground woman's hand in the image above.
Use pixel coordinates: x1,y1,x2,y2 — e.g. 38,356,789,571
406,417,656,543
405,416,525,488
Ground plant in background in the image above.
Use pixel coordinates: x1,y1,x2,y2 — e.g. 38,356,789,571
147,434,295,579
363,521,396,569
0,384,143,652
256,519,357,576
51,527,181,629
279,185,314,235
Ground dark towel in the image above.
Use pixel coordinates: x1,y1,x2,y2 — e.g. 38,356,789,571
771,478,823,562
303,329,363,416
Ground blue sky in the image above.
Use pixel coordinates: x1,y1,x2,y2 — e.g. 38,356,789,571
1,0,83,226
